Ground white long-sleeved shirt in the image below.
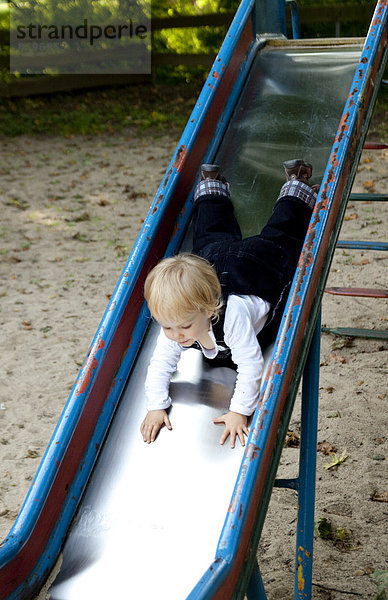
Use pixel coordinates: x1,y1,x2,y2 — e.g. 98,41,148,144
145,295,271,416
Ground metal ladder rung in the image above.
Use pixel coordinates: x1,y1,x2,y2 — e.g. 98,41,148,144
321,326,388,340
336,240,388,251
325,287,388,298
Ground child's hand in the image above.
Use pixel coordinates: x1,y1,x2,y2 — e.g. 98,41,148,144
140,409,172,443
213,411,249,448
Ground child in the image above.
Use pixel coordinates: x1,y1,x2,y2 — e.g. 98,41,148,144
140,160,318,448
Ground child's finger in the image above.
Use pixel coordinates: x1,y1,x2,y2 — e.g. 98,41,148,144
144,424,156,443
229,431,236,449
164,415,172,430
237,429,246,447
213,416,224,425
150,427,157,442
219,428,229,445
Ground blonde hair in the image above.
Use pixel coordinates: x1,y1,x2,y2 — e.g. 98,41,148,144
144,253,223,323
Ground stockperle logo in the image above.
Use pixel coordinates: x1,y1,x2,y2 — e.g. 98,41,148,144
10,1,151,75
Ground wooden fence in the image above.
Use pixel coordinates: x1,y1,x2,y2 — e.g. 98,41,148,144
0,2,377,98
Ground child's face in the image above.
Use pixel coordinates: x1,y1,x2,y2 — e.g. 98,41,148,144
158,310,211,347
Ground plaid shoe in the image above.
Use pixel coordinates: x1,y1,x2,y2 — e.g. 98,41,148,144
200,163,228,183
194,178,230,201
283,159,313,185
200,163,221,180
277,179,317,209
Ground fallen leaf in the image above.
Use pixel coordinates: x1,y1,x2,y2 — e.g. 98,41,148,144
336,527,352,543
372,570,388,595
317,440,338,455
331,336,353,351
370,490,388,503
65,212,90,223
26,448,39,458
2,255,21,263
363,180,375,189
327,410,341,418
314,517,332,539
328,353,346,364
373,454,385,461
22,320,32,330
373,436,386,444
5,197,29,210
324,449,348,470
40,326,52,334
344,213,358,221
352,259,370,266
285,429,300,447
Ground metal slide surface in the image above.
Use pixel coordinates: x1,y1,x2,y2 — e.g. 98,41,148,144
47,42,362,600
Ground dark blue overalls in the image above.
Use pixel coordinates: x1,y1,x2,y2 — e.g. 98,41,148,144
191,179,316,367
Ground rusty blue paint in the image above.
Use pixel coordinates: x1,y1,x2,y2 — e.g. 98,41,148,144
286,0,301,39
187,2,388,598
294,311,321,599
0,1,260,599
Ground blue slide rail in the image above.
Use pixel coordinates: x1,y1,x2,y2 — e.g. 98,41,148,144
187,1,388,598
0,1,260,598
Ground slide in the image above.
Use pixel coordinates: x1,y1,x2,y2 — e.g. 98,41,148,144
1,1,387,599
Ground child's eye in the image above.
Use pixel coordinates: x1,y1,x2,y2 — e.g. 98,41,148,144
182,324,192,329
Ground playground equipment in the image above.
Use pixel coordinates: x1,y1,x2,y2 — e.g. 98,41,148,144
324,106,388,342
1,1,387,598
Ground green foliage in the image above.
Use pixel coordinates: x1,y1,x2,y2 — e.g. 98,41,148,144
152,0,236,55
152,0,238,18
314,517,354,550
8,0,150,25
373,571,388,599
314,517,332,539
298,0,371,4
0,81,202,136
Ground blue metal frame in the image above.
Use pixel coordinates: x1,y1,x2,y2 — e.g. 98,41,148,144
0,1,259,598
286,0,301,39
255,0,287,36
247,560,267,599
294,310,321,599
350,193,388,201
337,240,388,251
246,311,321,600
187,2,388,597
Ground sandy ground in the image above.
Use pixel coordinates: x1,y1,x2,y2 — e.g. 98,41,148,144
0,126,387,599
